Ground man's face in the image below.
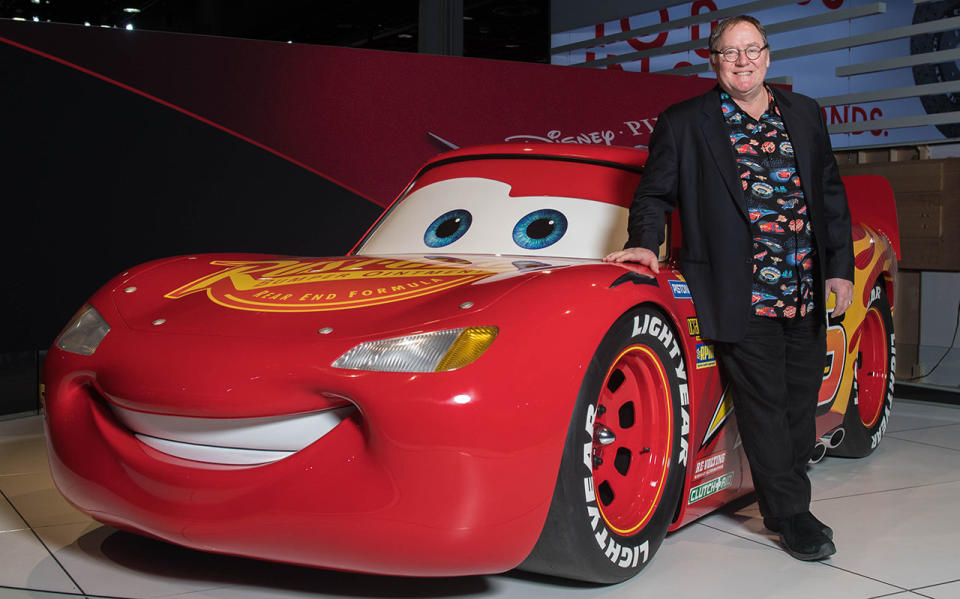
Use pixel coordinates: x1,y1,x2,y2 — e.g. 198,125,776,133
710,22,769,99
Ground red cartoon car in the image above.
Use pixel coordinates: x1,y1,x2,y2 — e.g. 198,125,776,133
42,144,899,583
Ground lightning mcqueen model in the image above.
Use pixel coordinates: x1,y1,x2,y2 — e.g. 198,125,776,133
43,144,899,583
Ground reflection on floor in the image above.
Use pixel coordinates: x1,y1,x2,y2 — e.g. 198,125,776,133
2,398,960,599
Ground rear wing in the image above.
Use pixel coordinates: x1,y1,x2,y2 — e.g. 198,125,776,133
841,175,901,259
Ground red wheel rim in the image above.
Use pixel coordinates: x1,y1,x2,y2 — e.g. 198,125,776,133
857,306,888,428
593,345,673,535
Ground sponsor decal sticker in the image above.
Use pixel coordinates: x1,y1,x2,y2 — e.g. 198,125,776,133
693,452,726,481
669,280,691,299
695,342,716,369
688,472,734,504
687,317,700,337
165,258,502,312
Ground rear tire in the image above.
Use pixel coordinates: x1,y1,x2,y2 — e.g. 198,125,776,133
830,282,894,458
520,306,689,583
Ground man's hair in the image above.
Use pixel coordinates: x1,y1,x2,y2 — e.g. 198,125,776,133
708,15,768,51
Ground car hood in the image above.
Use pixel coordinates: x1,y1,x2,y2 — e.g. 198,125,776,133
110,253,597,341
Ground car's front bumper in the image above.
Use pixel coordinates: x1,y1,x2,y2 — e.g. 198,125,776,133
42,330,577,576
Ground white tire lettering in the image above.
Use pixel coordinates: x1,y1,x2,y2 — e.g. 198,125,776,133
585,404,596,434
668,340,681,359
649,316,662,338
587,504,601,530
657,322,673,349
869,327,896,450
632,314,649,337
605,538,621,561
594,527,608,548
636,541,648,565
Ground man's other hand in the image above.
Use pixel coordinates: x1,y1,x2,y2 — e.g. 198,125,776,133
825,278,854,317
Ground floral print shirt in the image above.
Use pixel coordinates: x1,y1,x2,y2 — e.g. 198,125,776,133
720,88,816,319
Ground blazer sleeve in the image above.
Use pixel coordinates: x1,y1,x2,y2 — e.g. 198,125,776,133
625,111,680,254
816,106,855,283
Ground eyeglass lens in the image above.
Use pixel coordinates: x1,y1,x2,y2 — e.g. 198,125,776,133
721,46,764,62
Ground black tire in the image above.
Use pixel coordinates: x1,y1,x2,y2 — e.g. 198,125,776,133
829,283,895,458
520,305,689,583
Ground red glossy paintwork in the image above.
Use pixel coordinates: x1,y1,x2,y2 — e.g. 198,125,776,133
844,175,900,259
42,143,898,577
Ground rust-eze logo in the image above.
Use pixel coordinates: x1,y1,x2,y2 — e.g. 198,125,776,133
165,258,499,312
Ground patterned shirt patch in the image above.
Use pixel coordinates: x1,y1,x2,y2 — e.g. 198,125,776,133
721,89,816,319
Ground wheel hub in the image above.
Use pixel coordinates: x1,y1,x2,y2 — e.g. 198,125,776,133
591,345,673,535
595,425,616,446
857,306,888,428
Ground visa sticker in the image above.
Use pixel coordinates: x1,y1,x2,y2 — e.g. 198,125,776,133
669,280,691,299
696,342,716,369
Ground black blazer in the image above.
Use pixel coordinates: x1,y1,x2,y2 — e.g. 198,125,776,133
626,85,854,343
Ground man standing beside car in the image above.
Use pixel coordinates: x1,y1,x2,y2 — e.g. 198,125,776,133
604,15,853,561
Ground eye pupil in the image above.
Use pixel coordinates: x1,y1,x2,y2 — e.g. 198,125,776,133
513,209,567,250
424,209,472,248
526,218,555,240
436,218,461,238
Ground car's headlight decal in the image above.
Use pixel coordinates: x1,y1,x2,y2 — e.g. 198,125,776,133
332,326,497,372
55,305,111,356
435,326,498,371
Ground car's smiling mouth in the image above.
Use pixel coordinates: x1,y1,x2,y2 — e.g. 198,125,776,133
106,401,356,466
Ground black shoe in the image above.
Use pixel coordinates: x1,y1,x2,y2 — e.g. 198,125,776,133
775,514,836,561
764,511,834,540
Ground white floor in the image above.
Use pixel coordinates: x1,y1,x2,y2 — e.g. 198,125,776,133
2,398,959,599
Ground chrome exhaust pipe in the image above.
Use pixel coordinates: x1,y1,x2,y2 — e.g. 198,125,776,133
823,427,845,449
809,441,827,464
809,428,845,464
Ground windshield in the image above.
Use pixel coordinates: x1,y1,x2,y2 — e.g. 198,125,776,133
357,158,638,259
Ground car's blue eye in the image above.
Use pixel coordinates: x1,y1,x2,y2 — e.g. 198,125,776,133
424,210,472,248
512,209,568,250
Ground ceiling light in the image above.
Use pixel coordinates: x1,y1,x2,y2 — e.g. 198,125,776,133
398,33,413,39
126,23,134,30
123,7,141,13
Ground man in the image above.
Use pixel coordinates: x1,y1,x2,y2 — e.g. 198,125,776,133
604,15,853,561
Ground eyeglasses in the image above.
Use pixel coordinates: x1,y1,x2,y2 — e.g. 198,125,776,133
711,44,768,62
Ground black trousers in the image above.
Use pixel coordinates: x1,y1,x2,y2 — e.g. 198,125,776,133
715,313,826,519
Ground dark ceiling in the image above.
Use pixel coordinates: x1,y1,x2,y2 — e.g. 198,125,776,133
0,0,549,62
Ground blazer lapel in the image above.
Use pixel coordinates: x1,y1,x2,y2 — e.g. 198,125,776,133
698,90,746,219
770,87,816,209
